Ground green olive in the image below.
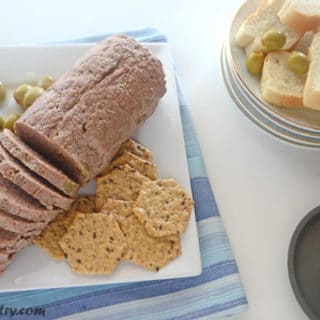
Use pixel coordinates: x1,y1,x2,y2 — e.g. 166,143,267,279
0,117,3,130
80,163,90,178
38,75,54,90
63,180,76,194
262,30,287,51
14,84,32,105
288,51,310,75
246,52,265,75
3,113,20,132
22,86,44,109
0,82,7,102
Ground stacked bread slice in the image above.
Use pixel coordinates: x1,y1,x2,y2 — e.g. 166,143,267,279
236,0,320,109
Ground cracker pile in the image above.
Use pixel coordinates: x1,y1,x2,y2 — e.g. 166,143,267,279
33,139,194,275
33,196,95,260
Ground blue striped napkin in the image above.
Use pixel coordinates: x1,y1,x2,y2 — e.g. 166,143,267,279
0,28,248,320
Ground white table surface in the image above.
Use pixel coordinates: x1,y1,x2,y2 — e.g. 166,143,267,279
0,0,317,319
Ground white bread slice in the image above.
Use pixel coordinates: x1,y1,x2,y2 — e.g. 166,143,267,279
278,0,320,33
261,51,306,108
292,31,314,55
268,0,285,12
236,0,275,47
236,0,302,53
303,32,320,109
245,20,302,55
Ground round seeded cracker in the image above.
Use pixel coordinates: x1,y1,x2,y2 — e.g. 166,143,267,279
96,164,150,210
119,215,181,272
100,151,157,180
59,213,126,275
133,179,194,237
118,139,153,162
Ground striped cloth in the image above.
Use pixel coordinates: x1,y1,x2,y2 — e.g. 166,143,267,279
0,28,248,320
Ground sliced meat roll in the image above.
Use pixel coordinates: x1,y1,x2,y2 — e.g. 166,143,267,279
15,34,166,183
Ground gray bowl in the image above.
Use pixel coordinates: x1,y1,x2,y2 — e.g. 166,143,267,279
288,206,320,320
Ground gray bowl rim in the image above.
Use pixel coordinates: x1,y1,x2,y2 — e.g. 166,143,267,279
288,205,320,320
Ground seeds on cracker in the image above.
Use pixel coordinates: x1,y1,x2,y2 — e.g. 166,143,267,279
133,179,194,237
101,199,134,221
118,139,153,162
59,213,126,275
100,200,182,272
101,151,157,180
119,214,181,272
96,164,150,210
33,196,95,260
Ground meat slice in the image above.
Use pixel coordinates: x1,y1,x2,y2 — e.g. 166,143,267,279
0,249,11,264
0,227,20,249
0,226,43,275
0,144,73,210
0,210,47,233
0,251,15,274
15,34,166,183
0,129,79,197
0,175,61,222
0,264,7,273
0,227,41,250
6,236,34,252
1,237,31,253
0,227,24,251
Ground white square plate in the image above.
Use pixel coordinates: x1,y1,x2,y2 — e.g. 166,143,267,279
0,42,202,292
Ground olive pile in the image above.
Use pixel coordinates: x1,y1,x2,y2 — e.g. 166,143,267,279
0,75,54,132
14,75,54,109
246,30,310,75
